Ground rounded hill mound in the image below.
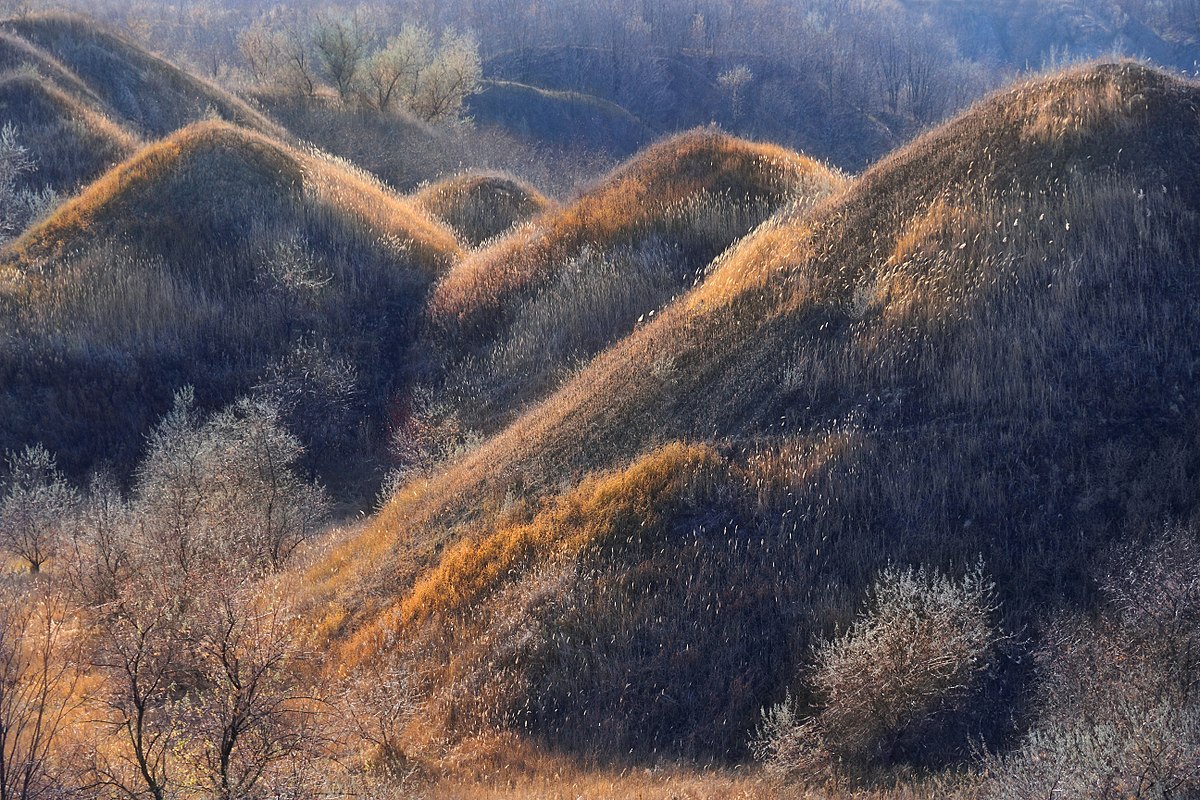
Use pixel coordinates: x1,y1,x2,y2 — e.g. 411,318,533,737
301,63,1200,760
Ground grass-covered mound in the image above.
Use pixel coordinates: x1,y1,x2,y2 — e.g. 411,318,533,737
414,171,553,247
0,120,461,497
422,129,844,433
467,79,651,157
0,70,138,190
300,62,1200,761
0,14,278,138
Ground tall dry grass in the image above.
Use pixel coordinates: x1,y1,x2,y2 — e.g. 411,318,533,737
0,120,460,494
416,129,844,435
414,171,553,247
294,62,1200,768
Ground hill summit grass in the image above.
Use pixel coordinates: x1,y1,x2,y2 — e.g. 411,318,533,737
0,119,460,494
414,171,554,247
419,129,845,435
296,62,1200,764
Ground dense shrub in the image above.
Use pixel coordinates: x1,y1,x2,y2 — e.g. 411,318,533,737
0,122,56,244
755,565,1000,783
982,530,1200,799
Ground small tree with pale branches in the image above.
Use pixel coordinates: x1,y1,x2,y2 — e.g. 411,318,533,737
0,445,79,575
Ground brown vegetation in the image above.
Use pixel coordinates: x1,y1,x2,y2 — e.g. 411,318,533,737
0,120,460,494
2,15,1199,791
0,71,138,190
414,172,553,247
299,62,1200,772
0,13,279,138
419,129,843,434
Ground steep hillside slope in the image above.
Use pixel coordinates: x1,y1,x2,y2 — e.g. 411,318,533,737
467,79,651,157
0,28,94,99
414,172,553,247
0,14,278,138
485,46,906,171
302,62,1200,760
423,130,843,434
0,71,138,190
0,121,460,492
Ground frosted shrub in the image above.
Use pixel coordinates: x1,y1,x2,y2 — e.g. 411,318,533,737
756,564,999,783
982,530,1200,799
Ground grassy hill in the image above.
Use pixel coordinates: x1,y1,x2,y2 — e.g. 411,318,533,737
485,46,908,171
0,71,138,190
0,120,460,495
414,171,553,247
0,27,95,100
467,79,651,157
297,62,1200,763
0,14,279,139
422,129,844,435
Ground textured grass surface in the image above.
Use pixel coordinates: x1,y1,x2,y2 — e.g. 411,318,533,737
298,62,1200,762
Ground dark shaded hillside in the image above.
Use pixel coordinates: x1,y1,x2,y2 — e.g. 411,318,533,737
300,62,1200,760
0,71,138,190
485,46,907,170
0,121,460,497
467,79,651,158
414,171,553,247
422,129,844,436
254,91,611,198
0,14,279,139
0,28,94,99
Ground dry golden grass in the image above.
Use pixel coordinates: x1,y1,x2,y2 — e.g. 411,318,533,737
415,172,554,247
0,119,461,491
430,129,841,334
2,119,460,281
397,442,724,624
416,130,844,436
292,61,1200,766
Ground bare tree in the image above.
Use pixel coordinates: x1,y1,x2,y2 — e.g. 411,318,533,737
132,390,328,581
409,29,482,123
132,388,209,585
237,20,286,87
199,398,329,572
755,564,1001,783
717,64,753,121
983,530,1200,798
180,584,318,800
360,24,433,111
64,474,134,607
0,125,56,249
0,585,82,800
312,13,372,103
0,446,79,575
88,591,179,800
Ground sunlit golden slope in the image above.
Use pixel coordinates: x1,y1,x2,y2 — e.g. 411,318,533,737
4,120,459,279
422,129,844,432
298,63,1200,760
0,121,461,489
